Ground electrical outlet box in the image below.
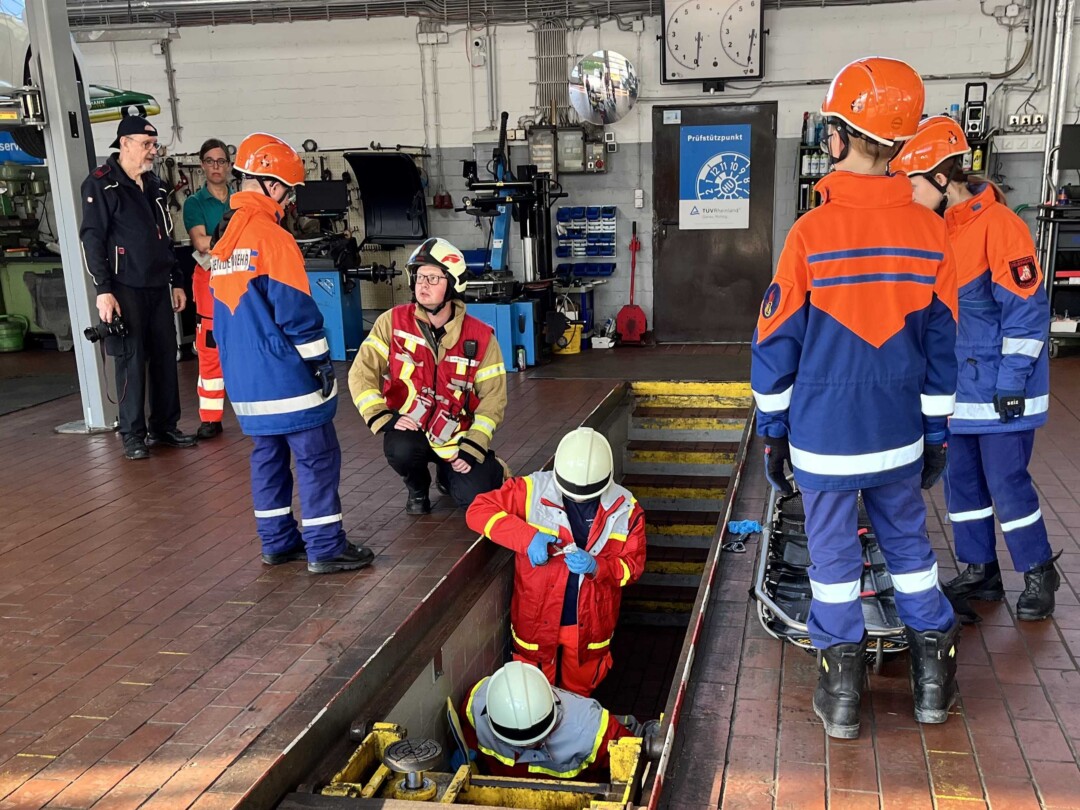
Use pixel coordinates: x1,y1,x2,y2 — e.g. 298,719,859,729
515,129,526,140
1009,114,1021,127
1021,114,1033,126
1034,113,1046,126
634,188,644,209
606,142,618,153
631,18,645,32
506,129,517,141
1004,3,1021,16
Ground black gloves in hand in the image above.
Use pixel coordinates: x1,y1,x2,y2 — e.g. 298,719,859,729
311,359,335,398
993,390,1025,423
921,442,947,489
763,435,794,495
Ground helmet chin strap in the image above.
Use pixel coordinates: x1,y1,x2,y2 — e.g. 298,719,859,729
418,298,449,316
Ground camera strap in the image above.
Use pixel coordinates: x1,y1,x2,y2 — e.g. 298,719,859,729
97,338,129,406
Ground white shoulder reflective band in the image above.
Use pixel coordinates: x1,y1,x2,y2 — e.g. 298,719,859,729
752,385,793,413
810,579,860,603
362,335,390,360
790,436,923,476
254,507,291,518
302,513,342,527
948,507,994,523
1001,509,1042,533
920,393,955,417
198,376,226,392
295,337,330,359
953,395,1049,421
475,364,507,383
1002,337,1044,358
232,382,337,416
892,564,939,595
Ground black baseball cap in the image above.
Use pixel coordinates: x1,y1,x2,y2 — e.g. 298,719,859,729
109,116,159,149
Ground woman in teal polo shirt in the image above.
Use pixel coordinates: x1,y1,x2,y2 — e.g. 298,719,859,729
183,138,232,438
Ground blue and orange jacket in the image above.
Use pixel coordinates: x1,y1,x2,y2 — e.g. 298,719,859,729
209,191,335,436
751,172,958,491
945,184,1049,434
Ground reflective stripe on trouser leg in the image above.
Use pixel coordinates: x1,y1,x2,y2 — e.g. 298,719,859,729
979,430,1052,573
287,421,348,562
250,434,303,556
802,487,866,648
195,317,225,423
861,474,955,633
944,433,997,565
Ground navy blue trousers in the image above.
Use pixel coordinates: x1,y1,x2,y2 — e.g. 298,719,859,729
803,473,955,648
944,430,1052,573
250,421,348,562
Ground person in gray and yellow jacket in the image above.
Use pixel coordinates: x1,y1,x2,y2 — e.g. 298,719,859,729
348,237,507,515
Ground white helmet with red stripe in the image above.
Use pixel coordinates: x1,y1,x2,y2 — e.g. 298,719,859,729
406,237,468,294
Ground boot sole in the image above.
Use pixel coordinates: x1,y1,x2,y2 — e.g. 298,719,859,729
813,703,859,739
307,558,374,575
1016,610,1054,622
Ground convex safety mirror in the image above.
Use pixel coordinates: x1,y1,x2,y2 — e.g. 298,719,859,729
569,50,639,125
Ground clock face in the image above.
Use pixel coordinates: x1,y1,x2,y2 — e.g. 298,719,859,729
663,0,763,82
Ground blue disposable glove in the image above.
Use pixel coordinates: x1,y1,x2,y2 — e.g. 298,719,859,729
564,548,597,576
527,532,550,567
449,748,476,771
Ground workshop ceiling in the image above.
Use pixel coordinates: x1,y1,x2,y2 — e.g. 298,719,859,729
67,0,936,30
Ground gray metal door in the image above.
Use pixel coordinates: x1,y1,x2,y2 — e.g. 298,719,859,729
652,103,776,342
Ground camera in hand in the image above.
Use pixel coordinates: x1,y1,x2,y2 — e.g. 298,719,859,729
84,317,127,343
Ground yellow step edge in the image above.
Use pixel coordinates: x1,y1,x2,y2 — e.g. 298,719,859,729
631,381,751,397
646,524,717,535
635,486,726,500
645,561,706,575
629,450,738,464
636,395,752,409
634,417,745,430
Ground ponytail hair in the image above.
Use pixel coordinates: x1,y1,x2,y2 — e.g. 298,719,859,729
930,157,1008,205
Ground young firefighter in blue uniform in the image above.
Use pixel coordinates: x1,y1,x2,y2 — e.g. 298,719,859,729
210,133,374,575
751,58,959,739
893,116,1059,621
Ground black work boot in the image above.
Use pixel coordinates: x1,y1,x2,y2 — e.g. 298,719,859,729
906,621,960,724
308,542,375,575
1016,551,1062,622
406,491,432,515
943,560,1004,602
197,421,223,440
812,637,867,739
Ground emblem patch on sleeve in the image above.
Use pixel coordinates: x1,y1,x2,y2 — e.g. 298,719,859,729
761,283,782,319
1009,256,1039,289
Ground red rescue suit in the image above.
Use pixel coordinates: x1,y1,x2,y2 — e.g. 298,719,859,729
466,472,646,694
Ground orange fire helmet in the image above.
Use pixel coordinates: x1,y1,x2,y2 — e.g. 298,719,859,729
234,133,306,187
890,115,970,177
821,57,925,146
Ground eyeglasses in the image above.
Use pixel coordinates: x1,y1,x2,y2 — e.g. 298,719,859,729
202,158,230,168
414,272,447,287
124,137,159,152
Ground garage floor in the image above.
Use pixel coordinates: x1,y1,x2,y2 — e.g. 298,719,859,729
0,348,1078,809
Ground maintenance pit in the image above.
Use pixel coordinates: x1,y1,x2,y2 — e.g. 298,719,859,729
237,381,756,809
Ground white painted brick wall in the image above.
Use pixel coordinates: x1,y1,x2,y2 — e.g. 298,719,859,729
77,2,1080,332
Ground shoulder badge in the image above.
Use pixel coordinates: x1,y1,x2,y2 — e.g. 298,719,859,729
1009,256,1039,289
92,164,111,179
761,282,782,319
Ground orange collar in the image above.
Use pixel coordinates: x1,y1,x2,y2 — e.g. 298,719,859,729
229,189,285,220
814,171,914,209
944,184,996,228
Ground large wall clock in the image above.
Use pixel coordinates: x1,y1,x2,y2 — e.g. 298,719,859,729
661,0,765,84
